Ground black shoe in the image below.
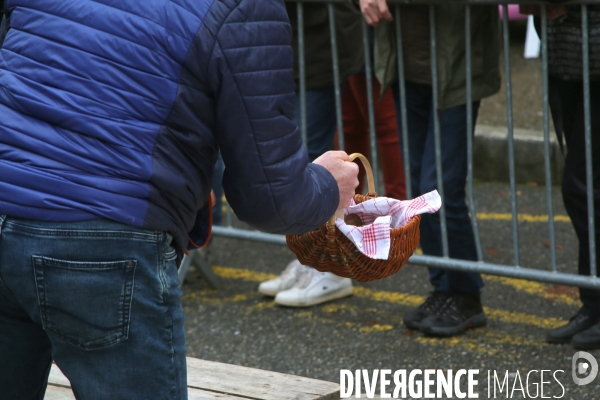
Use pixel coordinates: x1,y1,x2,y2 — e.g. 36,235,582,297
572,320,600,350
546,309,600,344
403,291,450,330
420,293,487,337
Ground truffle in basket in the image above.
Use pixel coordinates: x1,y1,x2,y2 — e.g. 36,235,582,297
344,213,364,227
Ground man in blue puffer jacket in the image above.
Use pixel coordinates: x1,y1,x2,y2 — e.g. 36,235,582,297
0,0,359,399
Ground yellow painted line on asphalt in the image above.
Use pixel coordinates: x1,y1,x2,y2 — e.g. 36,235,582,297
246,300,276,311
352,287,422,307
181,289,215,301
183,266,565,330
296,310,314,319
183,292,253,304
483,275,580,307
352,286,564,329
416,330,544,356
212,266,276,282
483,308,563,329
321,303,359,314
475,212,570,223
281,308,394,333
360,324,395,333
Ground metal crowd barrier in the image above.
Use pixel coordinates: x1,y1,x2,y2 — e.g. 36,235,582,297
211,0,600,290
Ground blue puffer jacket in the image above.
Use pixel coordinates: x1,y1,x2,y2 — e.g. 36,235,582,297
0,0,339,255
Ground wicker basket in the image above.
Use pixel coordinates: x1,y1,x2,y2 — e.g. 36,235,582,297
286,153,421,283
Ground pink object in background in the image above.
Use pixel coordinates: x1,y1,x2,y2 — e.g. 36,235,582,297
499,4,528,21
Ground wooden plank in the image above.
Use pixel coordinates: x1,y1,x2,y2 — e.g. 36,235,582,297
45,385,76,400
48,365,250,400
48,364,70,388
186,358,340,400
48,358,341,400
188,387,252,400
46,383,250,400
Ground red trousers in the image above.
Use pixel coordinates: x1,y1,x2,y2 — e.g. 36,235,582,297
340,74,406,200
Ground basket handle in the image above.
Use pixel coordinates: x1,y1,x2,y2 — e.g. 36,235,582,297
327,153,376,226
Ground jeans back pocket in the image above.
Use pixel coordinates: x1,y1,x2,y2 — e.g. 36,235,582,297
33,256,136,350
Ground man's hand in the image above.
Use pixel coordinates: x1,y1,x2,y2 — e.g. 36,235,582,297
360,0,392,27
313,151,359,209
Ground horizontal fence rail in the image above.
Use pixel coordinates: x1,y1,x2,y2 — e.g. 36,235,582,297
208,0,600,290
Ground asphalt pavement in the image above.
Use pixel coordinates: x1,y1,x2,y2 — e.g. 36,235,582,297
180,182,600,399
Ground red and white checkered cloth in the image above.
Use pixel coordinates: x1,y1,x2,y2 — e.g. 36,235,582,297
335,190,442,260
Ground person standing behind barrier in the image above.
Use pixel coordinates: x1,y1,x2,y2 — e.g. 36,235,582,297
360,0,501,337
538,4,600,350
258,2,365,307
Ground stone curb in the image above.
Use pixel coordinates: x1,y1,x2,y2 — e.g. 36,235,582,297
473,125,564,185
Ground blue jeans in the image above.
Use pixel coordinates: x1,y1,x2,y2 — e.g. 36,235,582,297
0,216,187,400
392,82,484,295
295,87,337,161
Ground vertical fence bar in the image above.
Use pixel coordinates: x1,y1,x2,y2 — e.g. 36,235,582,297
465,5,483,262
362,18,380,194
429,5,449,258
582,5,597,278
540,6,558,272
394,5,412,200
502,4,520,267
226,199,233,228
297,2,307,147
328,3,344,151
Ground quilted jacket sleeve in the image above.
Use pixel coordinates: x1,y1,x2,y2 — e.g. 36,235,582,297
205,0,339,234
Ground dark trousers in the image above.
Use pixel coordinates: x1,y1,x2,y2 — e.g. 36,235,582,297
392,82,484,295
295,87,338,161
550,77,600,314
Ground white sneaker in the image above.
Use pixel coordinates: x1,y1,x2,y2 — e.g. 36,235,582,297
274,268,353,307
258,259,309,296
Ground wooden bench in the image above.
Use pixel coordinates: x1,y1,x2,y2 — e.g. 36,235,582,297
45,357,375,399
